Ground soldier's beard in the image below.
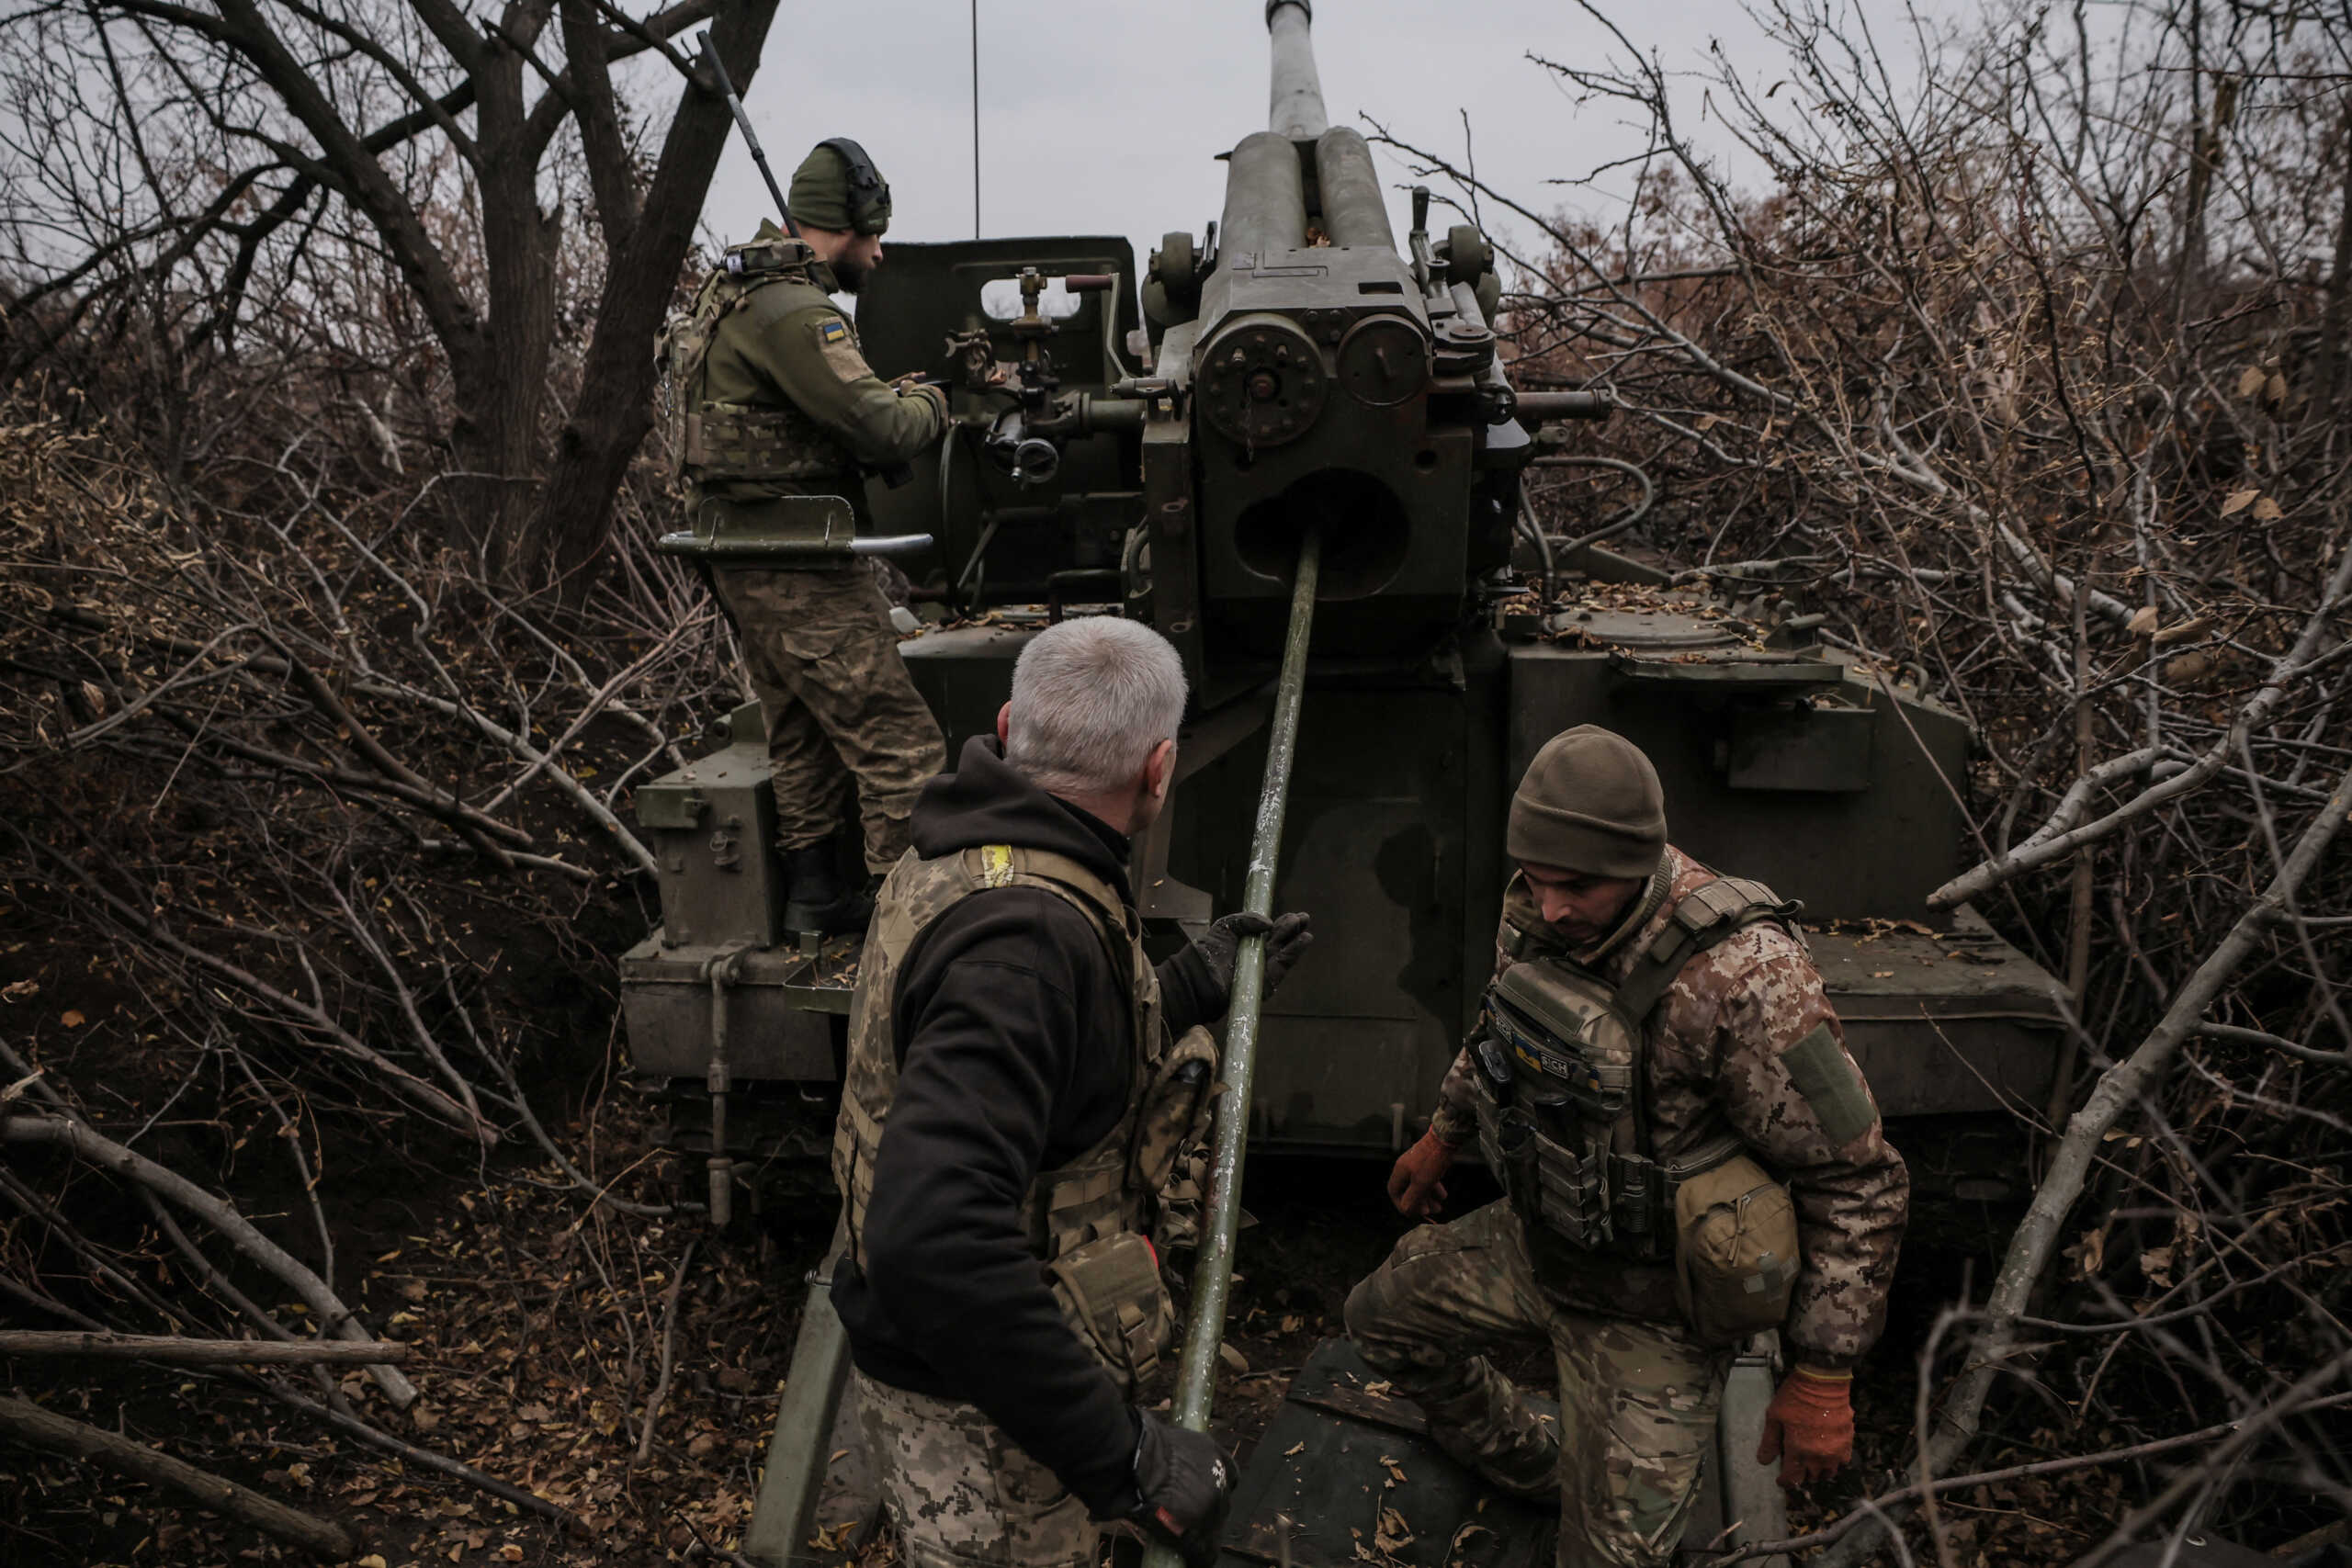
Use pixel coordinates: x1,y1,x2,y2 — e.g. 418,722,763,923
831,254,870,294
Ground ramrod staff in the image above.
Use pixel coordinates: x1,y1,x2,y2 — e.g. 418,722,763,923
1144,529,1322,1568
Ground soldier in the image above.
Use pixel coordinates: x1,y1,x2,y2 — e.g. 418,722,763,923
664,139,951,932
829,616,1313,1568
1346,725,1908,1567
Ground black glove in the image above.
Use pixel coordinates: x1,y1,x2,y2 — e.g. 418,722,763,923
1127,1410,1235,1568
1192,910,1315,1012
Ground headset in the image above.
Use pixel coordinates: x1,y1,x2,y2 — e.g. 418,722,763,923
817,137,891,235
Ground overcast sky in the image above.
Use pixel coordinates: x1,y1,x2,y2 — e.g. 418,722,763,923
697,1,1941,281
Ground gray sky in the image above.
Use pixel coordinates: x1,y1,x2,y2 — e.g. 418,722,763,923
698,1,1869,278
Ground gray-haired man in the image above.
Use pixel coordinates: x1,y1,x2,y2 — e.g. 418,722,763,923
829,618,1313,1568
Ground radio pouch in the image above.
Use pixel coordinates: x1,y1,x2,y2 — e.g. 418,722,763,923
1672,1153,1799,1346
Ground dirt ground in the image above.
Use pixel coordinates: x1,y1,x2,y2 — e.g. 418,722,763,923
1,1116,2109,1568
0,1116,1405,1568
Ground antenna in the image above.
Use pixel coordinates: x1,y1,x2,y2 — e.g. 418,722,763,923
970,0,981,238
698,33,797,238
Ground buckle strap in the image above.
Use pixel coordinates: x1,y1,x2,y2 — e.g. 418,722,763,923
1619,874,1802,1023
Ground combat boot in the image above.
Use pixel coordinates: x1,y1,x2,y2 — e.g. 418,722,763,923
1463,1432,1559,1508
1419,1400,1560,1508
783,845,874,936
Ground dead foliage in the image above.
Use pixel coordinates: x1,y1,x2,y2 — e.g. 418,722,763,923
0,340,770,1562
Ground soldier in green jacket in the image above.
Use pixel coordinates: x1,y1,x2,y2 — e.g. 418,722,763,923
664,140,951,932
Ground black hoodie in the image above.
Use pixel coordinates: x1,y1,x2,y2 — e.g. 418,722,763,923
829,737,1221,1514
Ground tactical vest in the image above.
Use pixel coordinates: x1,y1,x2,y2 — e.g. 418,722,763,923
1469,868,1801,1264
660,235,862,491
831,842,1219,1390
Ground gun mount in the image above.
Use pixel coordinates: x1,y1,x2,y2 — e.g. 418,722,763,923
627,0,2062,1190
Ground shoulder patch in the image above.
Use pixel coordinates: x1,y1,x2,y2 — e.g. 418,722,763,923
810,314,874,383
980,844,1016,888
1778,1021,1877,1147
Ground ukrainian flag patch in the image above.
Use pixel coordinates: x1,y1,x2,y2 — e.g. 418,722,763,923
817,318,849,344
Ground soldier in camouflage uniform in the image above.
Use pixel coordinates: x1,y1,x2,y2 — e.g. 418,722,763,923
1346,726,1908,1567
665,140,950,931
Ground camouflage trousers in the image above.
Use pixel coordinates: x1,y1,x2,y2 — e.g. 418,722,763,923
1344,1200,1727,1568
710,566,945,871
854,1371,1098,1568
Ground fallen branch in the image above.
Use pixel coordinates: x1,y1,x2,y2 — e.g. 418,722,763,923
2197,1021,2347,1066
2074,1348,2352,1568
13,827,499,1145
0,1331,410,1365
0,1116,419,1409
475,607,714,815
360,660,660,875
1815,754,2352,1566
267,635,530,870
0,1393,354,1560
148,699,533,854
1929,534,2352,908
264,1378,591,1538
632,1237,698,1469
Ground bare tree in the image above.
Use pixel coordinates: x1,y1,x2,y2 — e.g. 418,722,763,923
0,0,781,591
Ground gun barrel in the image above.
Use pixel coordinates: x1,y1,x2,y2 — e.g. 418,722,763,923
1267,0,1329,136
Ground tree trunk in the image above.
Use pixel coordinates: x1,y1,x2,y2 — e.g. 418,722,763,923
450,51,562,578
522,0,786,599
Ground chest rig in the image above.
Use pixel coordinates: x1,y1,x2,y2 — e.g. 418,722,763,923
831,842,1219,1388
659,235,860,488
1471,871,1799,1263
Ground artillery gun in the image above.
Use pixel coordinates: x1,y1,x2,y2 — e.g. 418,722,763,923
628,4,2069,1562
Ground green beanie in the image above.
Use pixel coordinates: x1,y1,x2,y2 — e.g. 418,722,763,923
789,141,891,236
1506,726,1668,879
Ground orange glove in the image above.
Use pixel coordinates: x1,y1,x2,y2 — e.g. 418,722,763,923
1385,1130,1459,1217
1756,1365,1854,1489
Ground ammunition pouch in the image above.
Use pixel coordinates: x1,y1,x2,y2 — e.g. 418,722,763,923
1481,1098,1612,1247
1470,1050,1745,1261
1672,1153,1800,1346
1046,1230,1173,1393
683,403,859,485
